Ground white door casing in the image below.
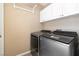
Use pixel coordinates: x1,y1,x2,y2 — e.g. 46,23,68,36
0,3,4,56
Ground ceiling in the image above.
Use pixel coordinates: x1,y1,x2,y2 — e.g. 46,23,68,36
16,3,50,10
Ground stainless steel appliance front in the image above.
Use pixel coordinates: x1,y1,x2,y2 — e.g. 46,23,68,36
39,36,74,56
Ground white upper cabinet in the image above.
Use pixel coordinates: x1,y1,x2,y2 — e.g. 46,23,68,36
75,3,79,13
50,3,62,19
40,3,79,22
40,3,62,22
62,3,79,16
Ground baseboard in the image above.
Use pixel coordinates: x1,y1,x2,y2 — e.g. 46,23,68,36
16,50,31,56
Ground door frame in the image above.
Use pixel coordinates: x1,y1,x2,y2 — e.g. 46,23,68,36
0,3,4,56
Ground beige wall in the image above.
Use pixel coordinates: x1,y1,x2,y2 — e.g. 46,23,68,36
4,3,42,56
42,14,79,32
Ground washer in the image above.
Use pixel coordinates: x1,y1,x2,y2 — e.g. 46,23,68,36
39,33,75,56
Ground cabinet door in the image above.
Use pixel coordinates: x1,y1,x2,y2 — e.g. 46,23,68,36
40,3,62,22
40,4,52,22
75,3,79,14
51,3,63,19
63,3,78,16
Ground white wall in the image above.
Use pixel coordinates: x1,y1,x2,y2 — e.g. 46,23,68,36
42,14,79,34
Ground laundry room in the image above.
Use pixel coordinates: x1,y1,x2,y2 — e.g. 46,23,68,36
0,0,79,57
